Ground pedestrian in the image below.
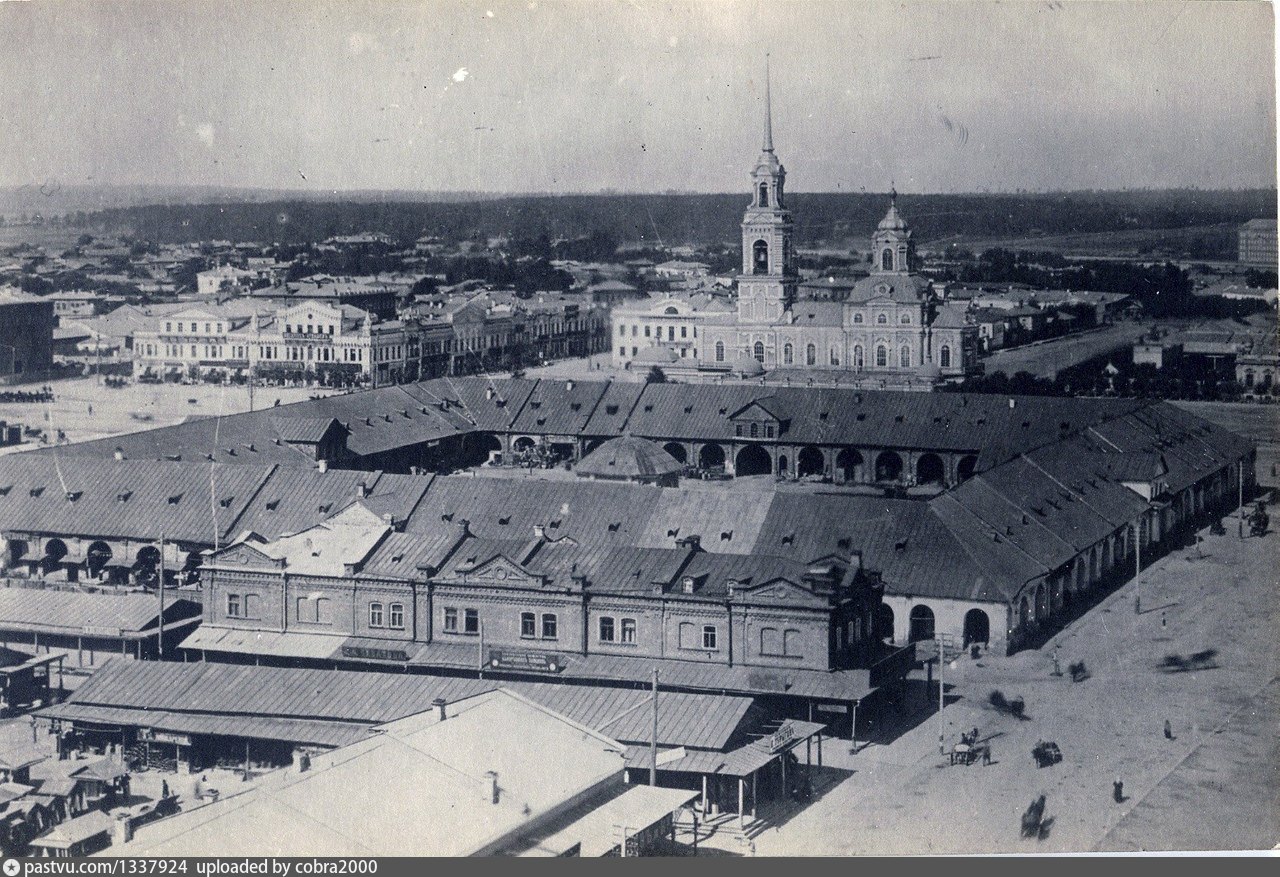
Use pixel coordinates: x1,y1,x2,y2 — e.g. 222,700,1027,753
162,779,170,799
982,743,992,766
1163,719,1173,740
1113,778,1124,803
1051,650,1061,676
1161,612,1167,628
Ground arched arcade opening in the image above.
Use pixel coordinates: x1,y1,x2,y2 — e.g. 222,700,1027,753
908,605,935,643
875,451,903,483
916,453,945,485
735,444,772,477
797,446,825,479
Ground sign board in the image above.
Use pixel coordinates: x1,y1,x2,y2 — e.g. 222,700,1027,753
656,746,687,766
140,728,191,747
816,703,849,714
765,722,797,753
341,645,409,663
488,649,563,674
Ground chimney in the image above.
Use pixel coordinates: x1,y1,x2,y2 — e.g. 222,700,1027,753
533,524,546,540
433,697,448,721
357,481,370,498
113,448,124,462
565,380,575,391
484,770,500,804
1008,398,1016,409
297,752,312,773
485,387,495,400
318,459,328,473
112,813,134,847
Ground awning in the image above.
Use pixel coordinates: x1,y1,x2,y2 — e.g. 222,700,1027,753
179,626,344,660
516,786,699,857
625,719,827,779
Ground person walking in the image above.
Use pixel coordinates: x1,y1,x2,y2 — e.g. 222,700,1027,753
1163,719,1173,740
982,742,993,766
1113,778,1124,803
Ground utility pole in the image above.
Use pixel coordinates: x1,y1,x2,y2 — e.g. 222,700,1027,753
1238,459,1245,539
156,533,166,659
936,636,945,755
1134,519,1142,614
650,668,659,786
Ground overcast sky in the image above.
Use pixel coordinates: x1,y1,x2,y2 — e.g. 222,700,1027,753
0,0,1274,194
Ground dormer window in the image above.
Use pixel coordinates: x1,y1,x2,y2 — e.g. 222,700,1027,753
682,576,695,594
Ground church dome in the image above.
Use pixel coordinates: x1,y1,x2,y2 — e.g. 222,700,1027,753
729,353,766,377
632,346,679,365
878,203,909,231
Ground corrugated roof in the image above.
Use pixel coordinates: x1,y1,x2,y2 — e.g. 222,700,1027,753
0,588,199,635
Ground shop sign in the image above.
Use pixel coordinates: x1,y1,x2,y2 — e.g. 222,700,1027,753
765,723,797,753
342,645,409,662
488,649,563,674
816,703,848,714
140,728,191,746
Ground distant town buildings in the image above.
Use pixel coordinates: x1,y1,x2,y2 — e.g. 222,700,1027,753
1238,218,1278,267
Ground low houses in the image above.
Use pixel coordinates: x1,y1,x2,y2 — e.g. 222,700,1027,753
109,689,692,857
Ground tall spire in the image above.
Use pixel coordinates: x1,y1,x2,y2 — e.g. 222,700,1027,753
762,55,774,153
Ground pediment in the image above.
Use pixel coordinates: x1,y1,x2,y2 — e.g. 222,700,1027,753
212,541,283,570
736,577,824,606
464,554,543,588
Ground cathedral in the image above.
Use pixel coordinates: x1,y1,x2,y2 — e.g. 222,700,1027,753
612,71,978,385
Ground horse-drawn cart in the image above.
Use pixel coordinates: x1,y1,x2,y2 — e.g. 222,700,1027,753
1032,741,1062,768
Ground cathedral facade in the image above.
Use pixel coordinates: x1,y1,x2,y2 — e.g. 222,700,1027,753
613,76,978,384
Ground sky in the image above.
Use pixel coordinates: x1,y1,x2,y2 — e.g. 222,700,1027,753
0,0,1275,194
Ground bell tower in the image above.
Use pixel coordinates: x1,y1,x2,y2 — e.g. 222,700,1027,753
871,187,915,274
739,58,796,324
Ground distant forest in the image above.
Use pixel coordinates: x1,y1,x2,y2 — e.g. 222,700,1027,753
76,188,1276,253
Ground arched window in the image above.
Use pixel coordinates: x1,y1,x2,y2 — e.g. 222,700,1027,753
783,342,794,365
805,343,816,366
758,182,769,207
900,313,911,324
752,240,769,274
881,248,894,271
853,313,863,324
876,345,888,367
752,340,765,362
663,306,678,315
1244,370,1255,387
900,346,910,368
877,313,888,324
829,347,840,366
854,345,864,369
750,422,759,438
714,341,725,362
940,345,951,368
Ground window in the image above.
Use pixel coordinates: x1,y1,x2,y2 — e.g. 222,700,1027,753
940,345,951,368
541,613,558,640
853,313,863,324
761,627,781,655
876,345,888,367
315,598,332,625
702,625,718,650
389,603,404,629
750,422,759,438
369,602,384,627
599,616,615,642
668,326,675,341
618,325,626,337
901,313,911,324
618,346,626,357
753,239,769,274
464,608,479,634
521,612,536,638
715,341,725,362
759,182,769,206
644,325,651,338
877,313,888,325
900,346,911,368
165,322,172,332
806,343,816,366
881,248,894,271
830,347,840,366
226,593,241,617
753,341,765,362
680,325,687,338
783,342,794,364
631,325,638,337
621,618,636,643
735,423,744,437
854,345,864,369
783,629,802,657
190,323,197,332
443,607,458,632
765,424,774,438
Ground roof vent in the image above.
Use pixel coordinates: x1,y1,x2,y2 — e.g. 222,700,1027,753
781,533,794,545
266,499,280,511
894,538,908,553
383,413,392,423
1022,421,1030,429
667,527,679,538
718,407,727,415
28,487,43,498
401,410,410,418
246,443,255,452
570,402,581,412
225,448,236,456
441,512,454,522
720,530,733,541
644,405,654,412
605,405,619,415
167,494,182,505
219,497,233,508
273,438,282,445
364,417,372,426
837,537,852,550
856,413,866,421
0,485,9,497
894,414,905,423
65,491,82,502
684,405,693,414
318,503,332,513
166,453,182,462
607,522,620,532
498,516,510,525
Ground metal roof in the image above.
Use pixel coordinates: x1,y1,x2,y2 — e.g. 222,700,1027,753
0,589,199,636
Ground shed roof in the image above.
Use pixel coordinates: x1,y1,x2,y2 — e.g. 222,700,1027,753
575,436,682,480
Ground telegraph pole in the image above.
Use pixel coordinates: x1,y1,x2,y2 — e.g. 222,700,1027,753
1238,460,1245,539
156,533,166,659
936,636,945,755
650,668,659,786
1134,519,1142,614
